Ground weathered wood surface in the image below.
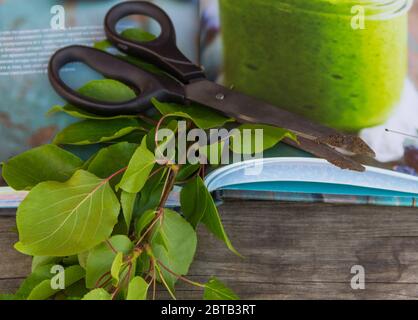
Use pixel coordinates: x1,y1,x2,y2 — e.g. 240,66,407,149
1,201,418,300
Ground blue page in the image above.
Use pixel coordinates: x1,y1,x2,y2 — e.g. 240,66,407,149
224,181,418,198
0,0,198,165
0,0,123,163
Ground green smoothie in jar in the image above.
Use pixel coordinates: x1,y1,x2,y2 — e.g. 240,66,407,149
219,0,412,131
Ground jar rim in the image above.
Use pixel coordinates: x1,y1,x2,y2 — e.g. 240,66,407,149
274,0,413,20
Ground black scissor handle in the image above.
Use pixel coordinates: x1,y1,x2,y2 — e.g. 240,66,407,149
105,1,205,83
48,45,185,116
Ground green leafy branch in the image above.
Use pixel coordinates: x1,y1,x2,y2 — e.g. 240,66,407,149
0,29,295,301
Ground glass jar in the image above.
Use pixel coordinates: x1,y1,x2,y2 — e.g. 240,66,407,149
219,0,413,131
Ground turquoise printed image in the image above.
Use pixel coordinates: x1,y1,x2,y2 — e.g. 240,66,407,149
0,0,199,172
0,0,123,164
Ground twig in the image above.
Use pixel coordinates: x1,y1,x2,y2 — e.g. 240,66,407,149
98,276,113,289
149,259,157,300
106,166,128,182
105,240,118,254
135,210,162,246
155,263,176,300
137,114,158,126
157,259,204,288
157,168,173,208
152,270,157,301
95,271,111,288
147,166,165,181
111,262,133,300
154,114,178,164
157,168,179,210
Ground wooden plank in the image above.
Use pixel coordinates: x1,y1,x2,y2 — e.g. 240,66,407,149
1,201,418,299
0,214,31,281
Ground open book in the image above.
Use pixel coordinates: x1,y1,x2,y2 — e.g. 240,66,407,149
2,144,417,210
206,158,418,207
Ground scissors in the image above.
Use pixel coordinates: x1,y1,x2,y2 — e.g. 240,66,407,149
48,1,375,172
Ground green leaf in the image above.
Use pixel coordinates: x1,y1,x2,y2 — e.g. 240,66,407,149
110,130,147,144
15,170,120,257
48,105,137,121
122,28,156,42
85,235,133,289
145,120,178,155
154,121,178,164
94,29,155,51
14,264,55,300
200,184,240,256
87,142,137,185
231,124,297,154
31,256,60,272
180,177,208,228
123,54,166,76
74,78,137,103
93,40,112,51
150,209,197,291
199,140,227,166
152,98,233,129
48,79,138,120
135,210,156,237
135,168,166,218
127,276,149,300
94,29,162,74
119,28,164,75
27,265,85,300
204,277,239,300
78,251,89,269
1,144,83,190
74,79,136,102
111,212,129,236
62,255,79,266
135,183,164,216
82,288,111,300
176,164,200,182
136,251,151,275
118,138,156,193
64,279,89,299
121,191,137,230
111,252,124,284
53,118,144,145
0,294,15,300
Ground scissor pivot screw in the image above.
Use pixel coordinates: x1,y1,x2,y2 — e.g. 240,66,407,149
215,93,225,101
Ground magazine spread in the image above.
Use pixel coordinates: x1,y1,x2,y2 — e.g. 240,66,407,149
2,0,418,303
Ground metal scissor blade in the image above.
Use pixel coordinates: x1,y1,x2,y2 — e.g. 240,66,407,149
185,80,375,157
284,137,365,172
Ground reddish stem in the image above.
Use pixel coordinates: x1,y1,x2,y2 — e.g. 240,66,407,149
135,210,163,246
95,271,111,288
105,240,118,254
157,260,204,288
106,166,128,182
